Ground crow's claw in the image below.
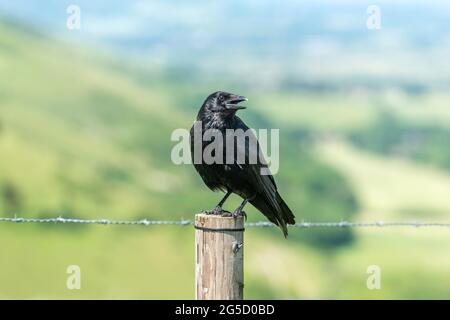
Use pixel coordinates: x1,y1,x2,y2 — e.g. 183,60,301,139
204,206,230,216
220,211,233,217
233,210,247,221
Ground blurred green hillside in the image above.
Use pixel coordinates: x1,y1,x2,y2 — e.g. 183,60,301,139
1,20,450,299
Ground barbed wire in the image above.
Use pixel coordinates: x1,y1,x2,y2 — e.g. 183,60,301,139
1,216,450,229
0,216,193,226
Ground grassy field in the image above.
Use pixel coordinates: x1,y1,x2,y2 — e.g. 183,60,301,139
1,20,450,299
3,221,450,299
317,140,450,220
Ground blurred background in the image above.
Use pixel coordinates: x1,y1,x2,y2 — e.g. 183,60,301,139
0,0,450,299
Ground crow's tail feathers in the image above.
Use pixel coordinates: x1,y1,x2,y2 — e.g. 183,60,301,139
250,192,296,237
275,193,296,237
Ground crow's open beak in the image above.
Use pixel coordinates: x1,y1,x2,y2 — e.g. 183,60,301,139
225,95,248,110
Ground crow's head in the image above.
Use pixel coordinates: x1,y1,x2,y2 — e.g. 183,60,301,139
201,91,248,116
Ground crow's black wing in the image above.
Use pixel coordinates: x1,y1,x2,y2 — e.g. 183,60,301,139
233,117,281,212
232,117,295,236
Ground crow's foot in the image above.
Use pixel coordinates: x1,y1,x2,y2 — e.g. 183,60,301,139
220,211,233,217
232,210,247,221
203,206,230,216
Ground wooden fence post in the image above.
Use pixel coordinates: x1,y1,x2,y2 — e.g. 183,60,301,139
195,213,244,300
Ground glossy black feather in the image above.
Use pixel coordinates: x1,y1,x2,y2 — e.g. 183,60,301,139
190,91,296,236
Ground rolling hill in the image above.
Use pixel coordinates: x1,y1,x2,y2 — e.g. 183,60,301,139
1,19,450,299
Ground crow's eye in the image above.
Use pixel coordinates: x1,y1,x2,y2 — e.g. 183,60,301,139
218,95,224,102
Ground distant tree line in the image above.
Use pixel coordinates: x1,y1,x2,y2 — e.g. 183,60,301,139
349,113,450,171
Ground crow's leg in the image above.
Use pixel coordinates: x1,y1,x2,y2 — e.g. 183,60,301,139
232,198,249,220
206,190,232,215
216,190,232,208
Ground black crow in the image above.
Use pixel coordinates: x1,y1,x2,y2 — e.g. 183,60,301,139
190,91,295,236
